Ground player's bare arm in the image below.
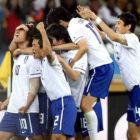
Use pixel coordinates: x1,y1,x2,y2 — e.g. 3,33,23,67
36,22,55,64
52,43,78,51
70,39,88,67
86,8,127,45
57,54,81,81
18,77,40,115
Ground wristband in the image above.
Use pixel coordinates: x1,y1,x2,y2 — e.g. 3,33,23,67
95,17,102,24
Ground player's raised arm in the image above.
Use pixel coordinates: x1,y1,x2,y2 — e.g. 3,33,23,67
36,22,55,63
76,5,107,41
87,8,127,45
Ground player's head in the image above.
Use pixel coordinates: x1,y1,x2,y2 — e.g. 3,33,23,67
115,12,137,34
32,33,43,59
14,24,37,47
47,23,70,46
46,6,73,26
32,33,52,59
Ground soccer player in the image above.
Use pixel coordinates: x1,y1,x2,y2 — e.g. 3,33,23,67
79,6,140,140
32,22,77,140
0,24,43,140
46,7,114,140
47,23,103,140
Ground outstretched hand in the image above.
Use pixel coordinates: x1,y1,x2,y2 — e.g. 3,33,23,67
76,5,90,20
76,5,98,21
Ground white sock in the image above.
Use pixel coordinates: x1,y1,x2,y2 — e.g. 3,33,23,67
84,110,98,140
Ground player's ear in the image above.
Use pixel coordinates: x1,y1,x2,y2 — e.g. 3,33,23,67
59,20,63,25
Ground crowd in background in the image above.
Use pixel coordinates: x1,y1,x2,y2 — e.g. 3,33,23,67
0,0,140,54
0,0,140,90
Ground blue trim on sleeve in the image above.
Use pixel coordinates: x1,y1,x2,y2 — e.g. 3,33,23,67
30,73,41,76
74,36,83,43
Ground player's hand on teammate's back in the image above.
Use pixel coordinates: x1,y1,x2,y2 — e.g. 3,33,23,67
18,106,28,115
0,101,7,110
56,54,65,63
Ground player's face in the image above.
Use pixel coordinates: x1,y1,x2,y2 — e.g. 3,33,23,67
14,28,27,43
115,18,128,34
32,39,42,59
52,37,63,46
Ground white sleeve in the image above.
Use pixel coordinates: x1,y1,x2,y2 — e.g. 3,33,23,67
121,34,137,49
72,54,87,74
28,56,41,78
68,24,84,44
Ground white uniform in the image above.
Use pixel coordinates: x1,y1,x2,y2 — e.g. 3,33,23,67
41,55,71,101
107,33,140,91
7,55,41,113
67,18,113,70
60,50,88,107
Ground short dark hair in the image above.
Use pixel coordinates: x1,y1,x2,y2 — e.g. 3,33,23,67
118,12,137,33
33,33,53,48
46,6,73,25
33,34,43,48
26,24,38,47
47,23,70,43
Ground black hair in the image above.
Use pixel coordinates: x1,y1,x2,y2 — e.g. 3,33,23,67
33,34,43,48
118,12,137,33
47,23,70,43
46,6,73,26
33,33,53,48
26,24,38,47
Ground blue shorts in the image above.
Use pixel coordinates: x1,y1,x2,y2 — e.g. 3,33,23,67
127,85,140,126
84,63,114,98
51,96,77,137
75,99,103,137
38,92,52,133
0,112,42,137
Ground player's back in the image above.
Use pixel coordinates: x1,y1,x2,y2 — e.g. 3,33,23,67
60,50,88,108
68,18,112,70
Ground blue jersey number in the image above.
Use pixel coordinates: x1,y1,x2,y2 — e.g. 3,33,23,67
15,65,20,75
85,23,102,44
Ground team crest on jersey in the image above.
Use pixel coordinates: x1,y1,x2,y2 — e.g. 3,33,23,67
24,56,29,63
78,19,84,24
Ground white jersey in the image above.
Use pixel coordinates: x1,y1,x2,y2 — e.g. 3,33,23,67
67,18,112,70
60,50,88,107
107,33,140,91
41,55,71,101
7,55,41,113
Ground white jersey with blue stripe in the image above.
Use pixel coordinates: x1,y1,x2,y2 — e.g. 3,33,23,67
41,55,71,101
67,18,112,70
60,50,88,107
7,55,41,113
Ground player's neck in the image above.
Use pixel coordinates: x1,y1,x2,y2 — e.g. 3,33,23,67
18,41,29,49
